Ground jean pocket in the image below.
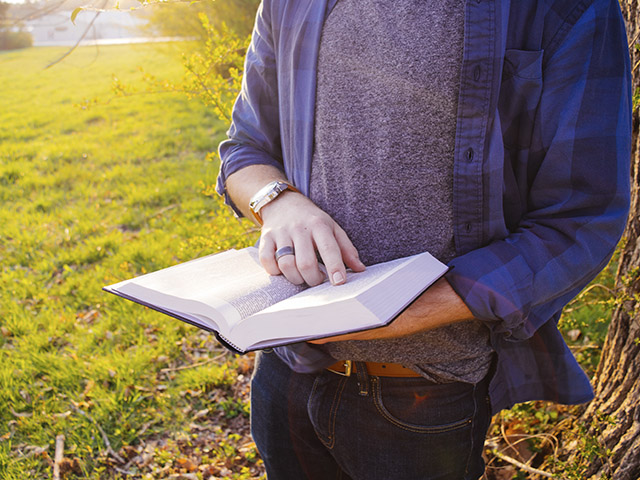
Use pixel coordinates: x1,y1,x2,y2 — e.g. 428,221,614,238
307,375,348,448
371,376,474,434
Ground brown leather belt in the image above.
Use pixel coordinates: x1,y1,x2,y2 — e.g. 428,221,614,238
327,360,421,377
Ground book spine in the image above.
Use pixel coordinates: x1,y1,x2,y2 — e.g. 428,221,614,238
213,331,245,355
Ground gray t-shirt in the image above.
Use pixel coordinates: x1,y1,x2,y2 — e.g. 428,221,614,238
309,0,493,383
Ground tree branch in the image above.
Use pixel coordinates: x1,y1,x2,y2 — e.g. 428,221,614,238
70,404,126,464
485,441,556,478
45,0,108,70
53,434,65,480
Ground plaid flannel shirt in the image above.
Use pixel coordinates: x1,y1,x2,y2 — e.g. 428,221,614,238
216,0,631,412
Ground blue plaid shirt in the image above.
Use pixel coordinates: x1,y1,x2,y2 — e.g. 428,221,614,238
217,0,631,412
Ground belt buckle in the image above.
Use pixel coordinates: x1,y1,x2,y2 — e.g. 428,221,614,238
328,360,352,377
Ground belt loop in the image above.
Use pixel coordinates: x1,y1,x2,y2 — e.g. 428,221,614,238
354,361,370,396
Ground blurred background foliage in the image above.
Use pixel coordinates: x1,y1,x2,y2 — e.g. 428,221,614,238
145,0,259,41
118,0,258,136
0,1,33,50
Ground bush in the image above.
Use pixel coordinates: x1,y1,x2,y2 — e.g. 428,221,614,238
0,30,32,50
145,0,259,41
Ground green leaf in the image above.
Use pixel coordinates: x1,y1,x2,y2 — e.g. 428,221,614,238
71,7,83,25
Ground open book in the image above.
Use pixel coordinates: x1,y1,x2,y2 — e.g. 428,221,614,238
104,247,449,353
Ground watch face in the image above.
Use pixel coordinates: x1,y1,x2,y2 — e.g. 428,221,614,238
273,182,287,194
250,181,287,213
248,181,297,224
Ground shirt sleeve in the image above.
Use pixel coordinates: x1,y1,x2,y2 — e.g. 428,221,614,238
216,0,285,217
446,0,632,341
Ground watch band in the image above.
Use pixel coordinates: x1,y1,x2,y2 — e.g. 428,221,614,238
249,180,299,225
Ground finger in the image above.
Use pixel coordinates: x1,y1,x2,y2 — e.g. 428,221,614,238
258,234,281,276
291,235,325,286
333,225,366,272
276,247,305,285
312,227,348,285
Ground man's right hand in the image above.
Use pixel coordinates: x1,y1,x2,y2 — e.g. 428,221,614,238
259,191,365,286
224,165,365,287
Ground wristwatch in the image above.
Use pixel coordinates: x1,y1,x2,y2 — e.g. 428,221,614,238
249,180,299,224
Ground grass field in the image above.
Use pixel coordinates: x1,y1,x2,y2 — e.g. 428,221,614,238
0,42,620,480
0,43,262,479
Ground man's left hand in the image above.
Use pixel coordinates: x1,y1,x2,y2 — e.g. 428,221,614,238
308,277,475,344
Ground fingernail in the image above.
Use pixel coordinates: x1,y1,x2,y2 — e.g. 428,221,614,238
332,272,345,285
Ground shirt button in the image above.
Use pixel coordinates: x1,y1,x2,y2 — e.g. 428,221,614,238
465,147,475,162
465,223,472,232
474,65,482,81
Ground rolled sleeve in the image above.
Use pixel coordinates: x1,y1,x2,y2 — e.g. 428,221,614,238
216,0,285,217
447,0,631,341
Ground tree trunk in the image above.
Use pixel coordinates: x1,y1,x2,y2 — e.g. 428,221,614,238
573,2,640,478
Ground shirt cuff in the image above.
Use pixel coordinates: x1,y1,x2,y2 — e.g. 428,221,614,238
446,244,534,341
216,141,286,218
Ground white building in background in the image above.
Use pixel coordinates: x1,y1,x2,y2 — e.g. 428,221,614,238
24,9,149,46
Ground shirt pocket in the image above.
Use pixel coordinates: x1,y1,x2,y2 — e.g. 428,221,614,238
499,49,544,149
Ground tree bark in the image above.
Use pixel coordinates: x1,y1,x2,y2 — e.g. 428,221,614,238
573,2,640,478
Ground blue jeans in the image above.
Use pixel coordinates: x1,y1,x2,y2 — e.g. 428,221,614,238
251,350,492,480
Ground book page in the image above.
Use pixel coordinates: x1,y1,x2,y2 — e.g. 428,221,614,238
226,259,411,350
255,254,410,314
227,251,448,351
113,247,307,330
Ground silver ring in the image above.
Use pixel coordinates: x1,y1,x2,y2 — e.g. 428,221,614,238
275,246,295,262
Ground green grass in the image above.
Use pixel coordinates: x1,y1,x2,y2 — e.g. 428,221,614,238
0,44,261,479
557,252,619,376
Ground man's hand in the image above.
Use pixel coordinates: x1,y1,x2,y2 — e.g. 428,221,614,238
224,164,366,287
259,192,366,286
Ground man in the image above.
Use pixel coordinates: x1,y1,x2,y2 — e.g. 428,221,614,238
216,0,631,478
